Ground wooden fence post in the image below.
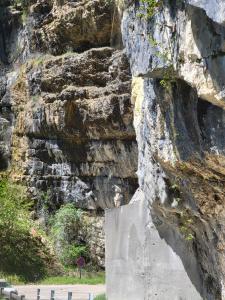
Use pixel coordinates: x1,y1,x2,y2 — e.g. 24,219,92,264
68,292,72,300
50,290,55,300
37,288,40,300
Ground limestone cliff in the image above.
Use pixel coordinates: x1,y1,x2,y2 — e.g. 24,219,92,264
0,0,138,211
0,0,138,269
106,0,225,299
2,0,225,296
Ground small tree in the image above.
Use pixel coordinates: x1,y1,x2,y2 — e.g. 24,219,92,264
0,180,31,235
50,204,89,266
0,179,49,281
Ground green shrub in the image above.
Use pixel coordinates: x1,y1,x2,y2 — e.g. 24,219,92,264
138,0,162,19
60,245,88,266
0,179,31,237
50,203,84,245
0,179,50,281
50,204,90,267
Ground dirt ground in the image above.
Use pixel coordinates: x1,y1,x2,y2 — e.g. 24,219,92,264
15,284,106,300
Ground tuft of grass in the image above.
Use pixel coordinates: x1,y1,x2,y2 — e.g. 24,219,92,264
2,271,105,286
0,272,105,286
0,274,25,285
94,294,106,300
37,273,105,285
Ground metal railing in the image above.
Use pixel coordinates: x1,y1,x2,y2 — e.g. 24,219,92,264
0,288,95,300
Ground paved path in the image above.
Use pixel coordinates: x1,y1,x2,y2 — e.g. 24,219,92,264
15,284,105,300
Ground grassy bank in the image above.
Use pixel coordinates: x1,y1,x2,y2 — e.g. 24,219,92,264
94,294,106,300
37,273,105,285
3,272,105,285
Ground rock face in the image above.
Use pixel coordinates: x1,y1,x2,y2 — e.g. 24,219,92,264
0,0,138,268
0,0,137,211
30,0,123,54
2,0,225,296
106,0,225,299
10,47,137,210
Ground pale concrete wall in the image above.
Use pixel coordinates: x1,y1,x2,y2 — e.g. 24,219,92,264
105,200,204,300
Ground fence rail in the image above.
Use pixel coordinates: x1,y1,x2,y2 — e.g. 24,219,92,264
0,287,94,300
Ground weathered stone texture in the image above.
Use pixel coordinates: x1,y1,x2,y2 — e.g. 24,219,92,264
86,214,105,267
10,48,137,210
107,0,225,299
30,0,123,55
0,0,138,268
0,0,138,211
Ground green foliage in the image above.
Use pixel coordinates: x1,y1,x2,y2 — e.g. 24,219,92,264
50,204,89,267
185,233,195,241
179,212,195,242
60,245,88,266
0,179,50,282
0,179,31,235
31,95,40,102
94,294,106,300
37,273,105,285
148,35,176,89
21,9,28,24
50,203,83,244
159,65,176,90
2,271,105,285
138,0,162,19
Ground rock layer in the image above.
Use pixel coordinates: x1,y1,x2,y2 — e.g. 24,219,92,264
30,0,123,54
10,48,137,210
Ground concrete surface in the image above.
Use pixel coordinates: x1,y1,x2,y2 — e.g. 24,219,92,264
105,200,203,300
15,284,105,300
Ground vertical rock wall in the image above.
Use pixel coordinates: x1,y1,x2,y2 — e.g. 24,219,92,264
106,0,225,299
0,0,138,267
0,0,138,211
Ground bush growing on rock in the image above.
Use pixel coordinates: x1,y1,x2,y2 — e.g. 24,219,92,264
49,203,105,269
50,204,90,267
0,179,55,282
60,245,88,266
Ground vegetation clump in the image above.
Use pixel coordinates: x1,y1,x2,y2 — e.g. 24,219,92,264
50,204,90,267
138,0,162,19
94,294,106,300
138,1,177,89
0,179,55,282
